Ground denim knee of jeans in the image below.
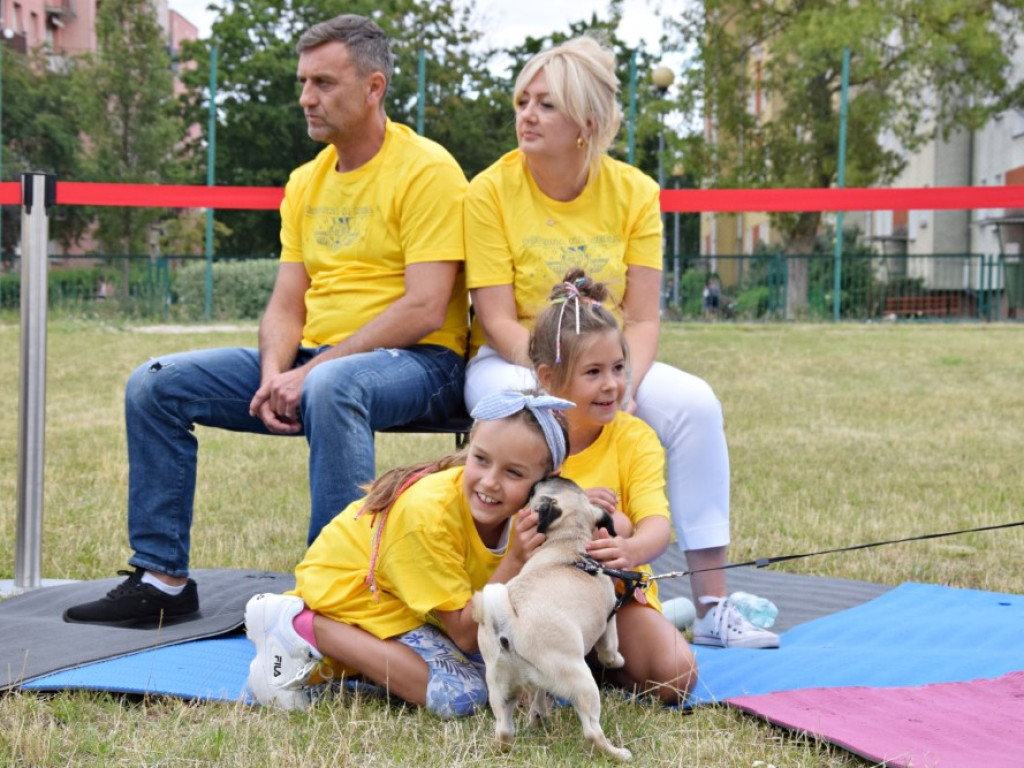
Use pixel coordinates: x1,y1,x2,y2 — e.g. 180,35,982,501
396,625,489,719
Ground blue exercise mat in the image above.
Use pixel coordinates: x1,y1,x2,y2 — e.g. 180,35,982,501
689,581,1024,705
1,569,295,689
23,634,255,701
23,582,1023,704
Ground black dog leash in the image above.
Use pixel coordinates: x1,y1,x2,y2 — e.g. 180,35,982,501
572,520,1024,619
646,519,1024,583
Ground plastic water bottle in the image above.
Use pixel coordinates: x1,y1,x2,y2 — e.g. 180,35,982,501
661,596,697,630
729,591,778,628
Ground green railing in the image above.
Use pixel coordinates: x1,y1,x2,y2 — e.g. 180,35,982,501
1,252,1022,322
0,254,277,320
663,252,1023,322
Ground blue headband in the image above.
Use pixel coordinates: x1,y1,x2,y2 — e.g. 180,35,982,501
470,391,574,469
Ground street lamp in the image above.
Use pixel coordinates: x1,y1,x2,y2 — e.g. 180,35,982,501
651,65,675,90
651,65,675,311
651,65,675,190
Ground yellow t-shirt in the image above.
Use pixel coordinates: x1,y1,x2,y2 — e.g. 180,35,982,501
292,466,508,640
560,411,669,611
464,150,662,353
280,120,468,355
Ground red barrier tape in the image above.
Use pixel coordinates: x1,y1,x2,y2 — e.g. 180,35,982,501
0,181,282,209
0,182,19,205
660,185,1024,213
0,180,1020,212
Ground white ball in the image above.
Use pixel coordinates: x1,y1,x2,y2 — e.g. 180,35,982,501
662,597,696,630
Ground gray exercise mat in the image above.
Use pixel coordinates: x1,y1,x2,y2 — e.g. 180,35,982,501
650,547,891,632
0,568,295,688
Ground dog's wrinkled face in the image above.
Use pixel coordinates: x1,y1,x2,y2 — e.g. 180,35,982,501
533,494,563,534
527,476,617,537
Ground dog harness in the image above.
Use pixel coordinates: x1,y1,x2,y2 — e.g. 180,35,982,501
574,554,650,620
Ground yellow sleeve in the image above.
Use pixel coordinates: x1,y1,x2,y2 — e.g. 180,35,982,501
617,417,670,526
279,152,326,265
465,169,514,289
379,525,474,618
398,152,467,266
624,170,664,271
374,476,476,618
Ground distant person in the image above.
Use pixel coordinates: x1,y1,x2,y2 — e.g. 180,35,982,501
702,275,721,317
65,14,468,627
463,36,777,648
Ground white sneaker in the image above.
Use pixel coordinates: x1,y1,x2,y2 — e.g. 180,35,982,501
244,593,327,710
692,596,780,649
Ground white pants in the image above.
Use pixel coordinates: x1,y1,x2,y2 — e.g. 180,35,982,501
464,346,731,551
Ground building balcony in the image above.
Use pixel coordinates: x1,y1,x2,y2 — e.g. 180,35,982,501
1,31,28,54
45,0,77,19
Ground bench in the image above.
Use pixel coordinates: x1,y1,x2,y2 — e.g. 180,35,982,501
377,411,473,449
375,311,474,449
884,294,962,318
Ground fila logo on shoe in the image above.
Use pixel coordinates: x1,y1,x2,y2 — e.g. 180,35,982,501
273,655,283,677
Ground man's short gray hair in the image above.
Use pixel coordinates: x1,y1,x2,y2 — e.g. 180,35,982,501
296,14,394,92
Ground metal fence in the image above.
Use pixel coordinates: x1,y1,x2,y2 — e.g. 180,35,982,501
2,251,1023,322
663,252,1023,322
0,253,276,320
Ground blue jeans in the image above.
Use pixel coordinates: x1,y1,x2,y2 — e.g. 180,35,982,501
125,344,464,577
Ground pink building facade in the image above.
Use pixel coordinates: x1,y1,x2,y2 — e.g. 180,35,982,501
0,0,197,58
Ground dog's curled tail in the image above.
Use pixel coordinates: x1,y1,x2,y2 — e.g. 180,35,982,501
475,583,516,653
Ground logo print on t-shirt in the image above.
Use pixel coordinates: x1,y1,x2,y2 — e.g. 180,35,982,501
314,207,370,250
544,243,610,278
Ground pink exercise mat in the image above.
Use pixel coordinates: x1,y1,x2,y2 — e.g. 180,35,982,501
727,671,1024,768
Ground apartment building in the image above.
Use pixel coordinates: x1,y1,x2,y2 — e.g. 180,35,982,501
700,22,1024,274
698,40,778,287
0,0,197,60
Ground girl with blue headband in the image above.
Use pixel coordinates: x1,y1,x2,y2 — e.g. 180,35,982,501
243,390,571,718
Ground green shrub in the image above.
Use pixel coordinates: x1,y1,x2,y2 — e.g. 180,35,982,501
678,268,709,317
0,270,17,309
174,258,278,320
0,265,112,311
732,285,773,318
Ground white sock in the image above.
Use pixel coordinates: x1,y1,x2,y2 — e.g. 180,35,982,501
141,570,186,596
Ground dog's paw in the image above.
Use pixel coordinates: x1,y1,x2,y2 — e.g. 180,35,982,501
597,651,626,669
590,736,632,762
526,692,552,726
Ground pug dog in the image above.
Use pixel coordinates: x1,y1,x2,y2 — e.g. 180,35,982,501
471,476,632,761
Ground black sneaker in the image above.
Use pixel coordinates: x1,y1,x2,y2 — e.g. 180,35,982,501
63,568,200,628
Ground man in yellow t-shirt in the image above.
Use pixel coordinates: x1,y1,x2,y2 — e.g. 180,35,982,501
64,14,468,627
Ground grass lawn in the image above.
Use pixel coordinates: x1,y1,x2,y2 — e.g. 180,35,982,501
1,320,1022,766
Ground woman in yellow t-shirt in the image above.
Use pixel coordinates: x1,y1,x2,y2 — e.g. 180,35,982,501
527,268,696,704
464,36,778,650
243,391,571,718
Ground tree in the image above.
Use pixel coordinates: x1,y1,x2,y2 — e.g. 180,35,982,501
179,0,670,256
179,0,506,257
672,0,1024,316
500,7,671,179
1,47,90,254
77,0,187,293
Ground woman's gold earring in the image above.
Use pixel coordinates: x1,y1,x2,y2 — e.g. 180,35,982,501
576,136,585,149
